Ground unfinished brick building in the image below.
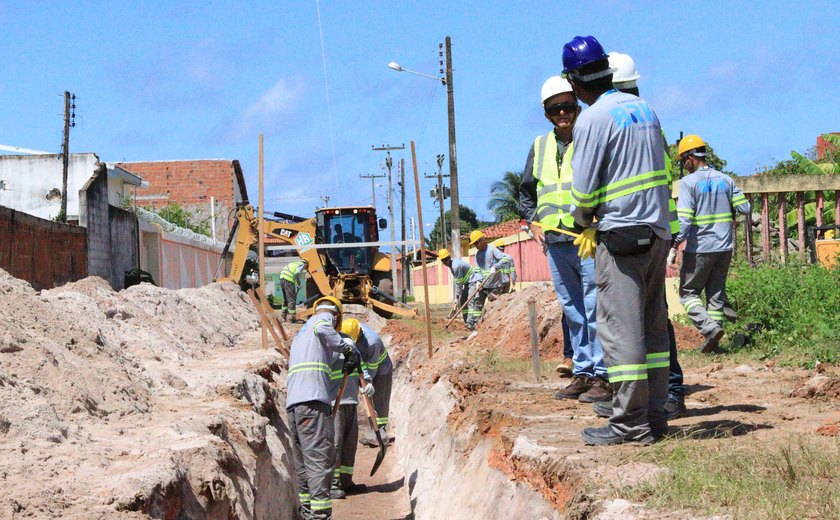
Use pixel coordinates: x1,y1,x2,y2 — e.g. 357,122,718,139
117,160,249,242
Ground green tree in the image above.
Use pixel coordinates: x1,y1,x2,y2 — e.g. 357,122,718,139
487,171,522,222
425,205,481,250
151,202,211,237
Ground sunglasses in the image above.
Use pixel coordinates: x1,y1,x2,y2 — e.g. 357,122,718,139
544,102,578,116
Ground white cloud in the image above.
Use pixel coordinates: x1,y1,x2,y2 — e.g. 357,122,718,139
228,78,305,141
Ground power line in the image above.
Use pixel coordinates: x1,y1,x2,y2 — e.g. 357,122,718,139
315,0,340,196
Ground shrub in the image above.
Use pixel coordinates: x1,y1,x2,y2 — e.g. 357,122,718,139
726,261,840,365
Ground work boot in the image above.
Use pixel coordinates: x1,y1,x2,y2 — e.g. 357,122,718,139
330,476,346,500
555,357,573,378
700,327,724,354
582,425,655,446
579,377,612,403
664,398,687,419
554,375,591,400
281,310,288,321
592,400,611,418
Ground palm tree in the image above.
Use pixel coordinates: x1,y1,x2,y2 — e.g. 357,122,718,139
487,171,522,222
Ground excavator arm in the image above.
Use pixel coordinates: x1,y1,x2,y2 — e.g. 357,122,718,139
217,205,332,296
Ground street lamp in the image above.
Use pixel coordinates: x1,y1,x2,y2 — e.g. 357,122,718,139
387,35,462,258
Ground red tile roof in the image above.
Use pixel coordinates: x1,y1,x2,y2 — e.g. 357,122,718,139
474,219,523,240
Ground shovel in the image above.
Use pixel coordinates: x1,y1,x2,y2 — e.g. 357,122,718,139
332,373,349,417
358,368,387,476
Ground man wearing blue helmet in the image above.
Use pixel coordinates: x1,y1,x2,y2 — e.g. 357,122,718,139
563,35,672,446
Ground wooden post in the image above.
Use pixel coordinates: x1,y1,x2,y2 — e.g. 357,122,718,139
835,191,840,230
815,191,824,233
797,192,806,261
744,194,754,265
761,193,770,262
778,193,788,262
258,134,267,350
410,141,434,358
527,299,540,382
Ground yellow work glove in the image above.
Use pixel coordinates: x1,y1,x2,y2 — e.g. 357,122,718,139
573,228,597,259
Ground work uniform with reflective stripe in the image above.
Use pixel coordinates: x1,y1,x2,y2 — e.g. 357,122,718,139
286,310,347,520
280,261,308,317
357,324,393,443
675,166,751,338
466,244,506,328
520,130,606,380
569,89,671,440
496,251,517,291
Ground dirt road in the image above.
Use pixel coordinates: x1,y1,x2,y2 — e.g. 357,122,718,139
332,439,412,520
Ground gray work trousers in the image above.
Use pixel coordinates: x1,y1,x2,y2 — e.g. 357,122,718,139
679,251,732,337
466,284,491,328
455,287,469,324
288,401,334,520
359,371,393,443
333,403,358,488
281,280,298,317
596,238,670,439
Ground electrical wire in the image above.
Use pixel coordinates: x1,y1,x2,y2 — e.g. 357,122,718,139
315,0,341,196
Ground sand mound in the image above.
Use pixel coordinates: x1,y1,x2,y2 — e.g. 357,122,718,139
0,269,296,519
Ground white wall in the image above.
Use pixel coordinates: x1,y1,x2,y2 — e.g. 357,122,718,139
0,153,99,221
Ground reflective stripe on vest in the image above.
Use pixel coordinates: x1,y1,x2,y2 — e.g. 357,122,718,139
455,267,473,285
280,261,303,283
571,168,670,208
533,132,575,229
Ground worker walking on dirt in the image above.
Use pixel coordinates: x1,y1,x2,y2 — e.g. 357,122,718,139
356,322,393,447
466,230,507,330
519,75,611,403
286,296,362,519
439,248,473,324
279,259,309,322
590,51,687,419
493,239,517,293
564,35,672,445
671,134,750,354
330,318,375,500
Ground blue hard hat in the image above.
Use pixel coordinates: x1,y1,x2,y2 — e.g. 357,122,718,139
562,36,608,74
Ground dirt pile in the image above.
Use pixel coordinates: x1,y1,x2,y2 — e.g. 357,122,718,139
0,269,296,519
476,283,566,358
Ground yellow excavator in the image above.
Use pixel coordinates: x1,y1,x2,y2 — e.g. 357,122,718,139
218,204,416,319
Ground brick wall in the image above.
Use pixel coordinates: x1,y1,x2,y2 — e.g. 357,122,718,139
0,206,87,290
82,163,111,280
117,160,244,242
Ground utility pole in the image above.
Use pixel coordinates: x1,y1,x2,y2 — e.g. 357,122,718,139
60,91,76,223
442,36,461,257
372,144,404,297
425,154,450,250
359,172,385,209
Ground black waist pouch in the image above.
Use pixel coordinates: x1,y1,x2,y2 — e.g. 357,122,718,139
598,225,655,256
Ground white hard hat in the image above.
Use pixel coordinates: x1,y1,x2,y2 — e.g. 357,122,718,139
540,76,573,105
608,52,640,85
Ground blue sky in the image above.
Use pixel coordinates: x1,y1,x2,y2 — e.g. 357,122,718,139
2,1,839,231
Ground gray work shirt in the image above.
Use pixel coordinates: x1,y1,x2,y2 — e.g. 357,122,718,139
285,310,347,410
448,258,472,298
358,324,392,377
519,133,579,243
569,90,671,240
674,166,751,253
469,244,507,288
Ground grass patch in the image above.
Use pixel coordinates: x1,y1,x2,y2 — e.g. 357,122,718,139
619,436,840,519
477,348,560,376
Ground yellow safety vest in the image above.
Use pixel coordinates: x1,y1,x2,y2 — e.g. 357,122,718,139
533,132,576,230
662,131,679,235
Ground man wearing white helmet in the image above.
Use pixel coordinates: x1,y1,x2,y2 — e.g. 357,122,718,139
519,75,611,404
608,52,640,96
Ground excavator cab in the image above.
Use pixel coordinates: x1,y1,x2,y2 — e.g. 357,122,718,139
316,207,378,275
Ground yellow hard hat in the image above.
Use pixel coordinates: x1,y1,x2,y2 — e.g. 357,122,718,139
313,295,343,329
469,230,485,245
677,134,707,158
437,248,451,261
493,239,505,249
340,318,361,342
